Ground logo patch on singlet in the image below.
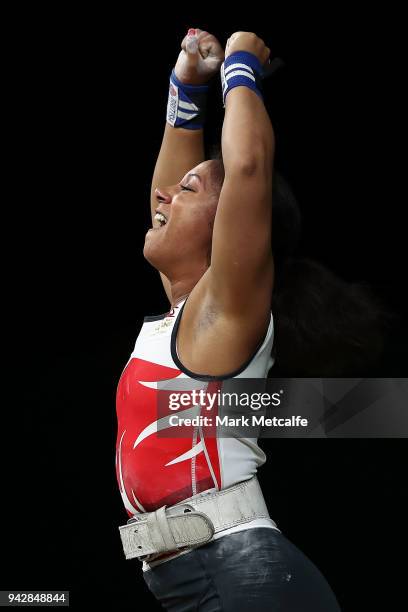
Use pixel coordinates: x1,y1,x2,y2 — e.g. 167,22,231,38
150,317,174,336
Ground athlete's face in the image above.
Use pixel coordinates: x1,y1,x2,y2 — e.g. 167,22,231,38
144,160,222,277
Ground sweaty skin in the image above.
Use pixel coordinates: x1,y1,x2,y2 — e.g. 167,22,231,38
144,30,275,377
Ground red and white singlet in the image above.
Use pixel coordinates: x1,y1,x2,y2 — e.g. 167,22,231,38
115,298,278,538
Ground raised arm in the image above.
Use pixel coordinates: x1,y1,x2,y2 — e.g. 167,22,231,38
150,29,224,302
209,33,275,321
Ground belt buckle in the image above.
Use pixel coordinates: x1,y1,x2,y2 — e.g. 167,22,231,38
121,502,215,562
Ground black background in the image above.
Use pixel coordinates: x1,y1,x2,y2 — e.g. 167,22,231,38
3,5,407,611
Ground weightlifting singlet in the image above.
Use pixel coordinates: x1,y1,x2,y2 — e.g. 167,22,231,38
115,298,279,559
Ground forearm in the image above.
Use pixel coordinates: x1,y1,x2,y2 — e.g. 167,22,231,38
150,124,204,221
222,87,275,176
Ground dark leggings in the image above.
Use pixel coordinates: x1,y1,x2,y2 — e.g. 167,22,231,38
143,527,342,611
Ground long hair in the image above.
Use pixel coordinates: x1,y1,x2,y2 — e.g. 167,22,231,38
210,155,392,376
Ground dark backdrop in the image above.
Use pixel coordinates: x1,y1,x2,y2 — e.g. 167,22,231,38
4,5,406,611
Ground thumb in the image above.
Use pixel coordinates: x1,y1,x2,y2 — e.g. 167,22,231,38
185,28,199,55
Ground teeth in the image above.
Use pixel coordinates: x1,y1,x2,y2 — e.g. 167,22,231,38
154,212,167,226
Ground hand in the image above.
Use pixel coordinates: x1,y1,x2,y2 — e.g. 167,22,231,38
225,32,270,66
174,28,224,85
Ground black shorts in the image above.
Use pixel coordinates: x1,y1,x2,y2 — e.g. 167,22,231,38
143,527,342,611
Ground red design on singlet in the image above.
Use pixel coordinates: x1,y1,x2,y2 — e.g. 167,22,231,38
115,357,221,514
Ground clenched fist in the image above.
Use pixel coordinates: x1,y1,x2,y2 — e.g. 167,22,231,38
225,32,270,66
174,28,224,85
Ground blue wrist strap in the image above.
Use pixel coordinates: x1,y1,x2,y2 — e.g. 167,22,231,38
221,51,264,106
166,70,209,130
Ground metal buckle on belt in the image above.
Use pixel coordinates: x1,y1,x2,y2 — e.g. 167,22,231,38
119,503,215,561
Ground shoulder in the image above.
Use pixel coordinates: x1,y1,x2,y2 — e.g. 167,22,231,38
174,270,272,377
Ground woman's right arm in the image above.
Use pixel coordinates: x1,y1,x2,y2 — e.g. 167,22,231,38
149,29,224,302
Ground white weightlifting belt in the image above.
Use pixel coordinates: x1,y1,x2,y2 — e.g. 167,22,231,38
119,477,270,562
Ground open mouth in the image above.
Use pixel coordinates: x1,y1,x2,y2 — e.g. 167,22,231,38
153,211,168,228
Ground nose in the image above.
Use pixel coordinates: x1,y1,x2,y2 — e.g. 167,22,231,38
155,187,172,204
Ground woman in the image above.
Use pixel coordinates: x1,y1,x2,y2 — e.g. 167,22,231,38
116,27,384,610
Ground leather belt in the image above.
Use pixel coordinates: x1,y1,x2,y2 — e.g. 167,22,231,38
119,477,270,562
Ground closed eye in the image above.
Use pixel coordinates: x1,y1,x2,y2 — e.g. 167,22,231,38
180,184,195,192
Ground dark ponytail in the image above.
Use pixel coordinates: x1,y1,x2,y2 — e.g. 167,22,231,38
271,171,389,376
271,256,389,376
